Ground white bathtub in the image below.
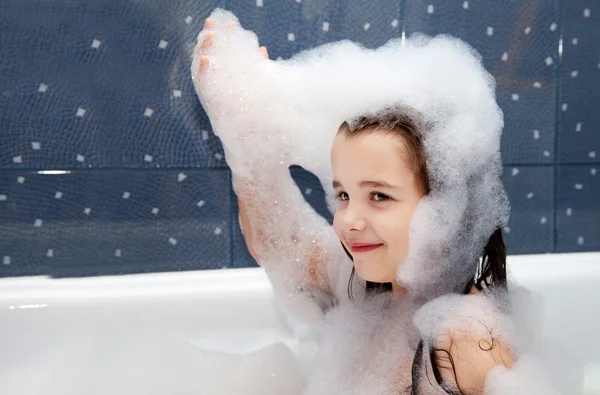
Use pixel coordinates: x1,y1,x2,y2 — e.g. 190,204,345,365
1,252,599,395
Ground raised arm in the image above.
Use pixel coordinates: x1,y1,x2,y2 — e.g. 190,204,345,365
192,14,348,324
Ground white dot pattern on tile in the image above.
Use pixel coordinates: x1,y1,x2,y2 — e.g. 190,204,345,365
0,2,597,273
34,219,43,227
46,249,54,258
3,256,10,265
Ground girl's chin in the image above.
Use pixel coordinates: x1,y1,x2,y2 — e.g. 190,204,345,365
355,263,395,284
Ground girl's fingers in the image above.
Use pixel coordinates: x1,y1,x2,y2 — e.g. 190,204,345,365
259,46,269,59
200,56,209,74
200,31,214,52
199,19,267,75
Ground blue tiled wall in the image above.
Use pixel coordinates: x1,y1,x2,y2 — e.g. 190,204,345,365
1,0,598,277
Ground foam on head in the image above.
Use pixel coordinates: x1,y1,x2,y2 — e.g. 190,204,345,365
193,8,508,299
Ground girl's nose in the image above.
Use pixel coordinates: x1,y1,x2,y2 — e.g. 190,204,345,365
341,202,367,232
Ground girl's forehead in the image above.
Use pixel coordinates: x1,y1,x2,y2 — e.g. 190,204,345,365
332,132,412,166
331,133,415,180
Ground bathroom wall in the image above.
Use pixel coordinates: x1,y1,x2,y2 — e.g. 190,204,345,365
1,0,598,277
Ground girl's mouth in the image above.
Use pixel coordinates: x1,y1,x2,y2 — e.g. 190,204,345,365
350,244,383,253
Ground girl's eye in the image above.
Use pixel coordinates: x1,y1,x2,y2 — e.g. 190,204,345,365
372,192,390,202
336,192,349,201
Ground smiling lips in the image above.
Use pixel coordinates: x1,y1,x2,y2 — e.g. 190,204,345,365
347,242,383,253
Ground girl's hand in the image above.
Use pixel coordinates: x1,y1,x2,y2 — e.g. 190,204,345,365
197,18,269,76
191,11,293,179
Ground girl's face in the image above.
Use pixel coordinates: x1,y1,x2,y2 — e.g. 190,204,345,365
331,130,425,284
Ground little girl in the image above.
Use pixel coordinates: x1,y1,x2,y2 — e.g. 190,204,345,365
192,10,560,395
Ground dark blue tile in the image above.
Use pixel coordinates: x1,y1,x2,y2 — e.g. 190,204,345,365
0,0,226,169
227,0,401,60
502,165,554,254
0,169,231,277
559,2,600,164
556,165,600,252
289,165,333,225
404,0,559,165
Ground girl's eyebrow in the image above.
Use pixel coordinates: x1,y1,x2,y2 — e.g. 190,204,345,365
332,180,401,189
